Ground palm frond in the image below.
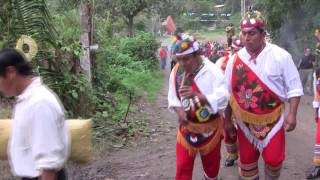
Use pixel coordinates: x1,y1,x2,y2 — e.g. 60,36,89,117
11,0,58,47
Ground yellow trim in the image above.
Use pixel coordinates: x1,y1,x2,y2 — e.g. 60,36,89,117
184,116,220,134
176,119,223,156
230,94,284,125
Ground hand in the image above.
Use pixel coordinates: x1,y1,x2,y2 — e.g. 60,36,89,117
284,113,297,132
40,169,56,180
175,108,188,126
179,86,196,99
224,119,237,138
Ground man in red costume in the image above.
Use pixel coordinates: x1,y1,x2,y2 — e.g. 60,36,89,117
168,33,228,180
224,9,303,180
307,67,320,179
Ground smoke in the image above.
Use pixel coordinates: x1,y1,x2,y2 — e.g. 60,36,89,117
276,21,302,65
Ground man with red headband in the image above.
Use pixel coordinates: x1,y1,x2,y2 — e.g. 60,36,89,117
224,10,303,179
168,33,228,180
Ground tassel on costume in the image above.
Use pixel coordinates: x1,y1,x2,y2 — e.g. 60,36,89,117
177,118,223,156
230,95,284,126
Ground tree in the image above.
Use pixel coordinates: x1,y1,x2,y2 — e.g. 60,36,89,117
116,0,155,37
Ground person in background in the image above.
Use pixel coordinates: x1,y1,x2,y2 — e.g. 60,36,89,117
225,23,235,47
0,48,69,180
159,46,168,71
298,47,317,95
216,39,243,167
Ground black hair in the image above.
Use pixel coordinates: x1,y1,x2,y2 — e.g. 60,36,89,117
0,48,33,77
256,26,265,33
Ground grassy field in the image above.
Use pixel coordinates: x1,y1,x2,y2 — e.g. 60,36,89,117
195,28,225,42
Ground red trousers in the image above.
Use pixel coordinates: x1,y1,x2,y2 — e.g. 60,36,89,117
238,127,285,179
313,118,320,166
176,141,221,180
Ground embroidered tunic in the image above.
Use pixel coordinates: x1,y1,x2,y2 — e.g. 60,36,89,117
225,43,303,150
168,57,229,155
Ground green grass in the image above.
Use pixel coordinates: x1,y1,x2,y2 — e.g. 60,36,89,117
196,28,225,41
145,71,163,102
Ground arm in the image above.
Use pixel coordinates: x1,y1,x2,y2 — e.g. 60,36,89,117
203,65,229,114
297,58,302,70
282,54,304,132
224,103,236,133
168,67,182,113
31,101,69,176
284,96,300,132
313,73,319,122
178,66,229,114
315,108,319,122
41,170,56,180
173,107,188,125
167,67,188,125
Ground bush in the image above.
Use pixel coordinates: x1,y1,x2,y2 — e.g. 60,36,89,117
118,33,159,69
91,32,162,140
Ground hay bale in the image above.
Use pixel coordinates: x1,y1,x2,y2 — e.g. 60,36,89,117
0,119,10,160
0,119,92,163
67,119,92,163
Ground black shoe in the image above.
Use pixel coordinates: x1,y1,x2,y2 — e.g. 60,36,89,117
225,159,235,167
307,167,320,179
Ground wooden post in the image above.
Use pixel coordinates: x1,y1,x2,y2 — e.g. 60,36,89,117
80,0,92,83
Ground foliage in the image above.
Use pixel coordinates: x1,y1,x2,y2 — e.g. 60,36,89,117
92,32,161,139
1,0,162,142
10,0,58,46
254,0,320,60
118,33,159,69
52,9,81,40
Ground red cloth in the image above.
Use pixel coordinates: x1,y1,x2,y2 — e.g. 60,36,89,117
316,118,320,144
232,54,282,115
159,49,167,59
238,127,285,168
176,141,221,180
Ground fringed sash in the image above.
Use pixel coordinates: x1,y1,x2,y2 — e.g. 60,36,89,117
173,64,222,155
230,54,284,126
177,118,223,156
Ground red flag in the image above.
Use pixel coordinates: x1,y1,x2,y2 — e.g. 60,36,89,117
162,15,176,33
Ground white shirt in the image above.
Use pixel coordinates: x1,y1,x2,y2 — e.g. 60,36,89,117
225,42,303,101
225,43,303,151
9,77,70,178
168,57,229,114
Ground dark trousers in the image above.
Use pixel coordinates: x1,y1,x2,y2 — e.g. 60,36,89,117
21,169,67,180
227,37,232,47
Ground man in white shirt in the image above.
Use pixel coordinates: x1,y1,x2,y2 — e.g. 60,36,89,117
224,10,303,180
0,48,69,180
168,33,228,180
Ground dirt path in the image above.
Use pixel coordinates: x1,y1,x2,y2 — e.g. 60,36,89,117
0,36,317,180
66,36,317,180
64,56,318,180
